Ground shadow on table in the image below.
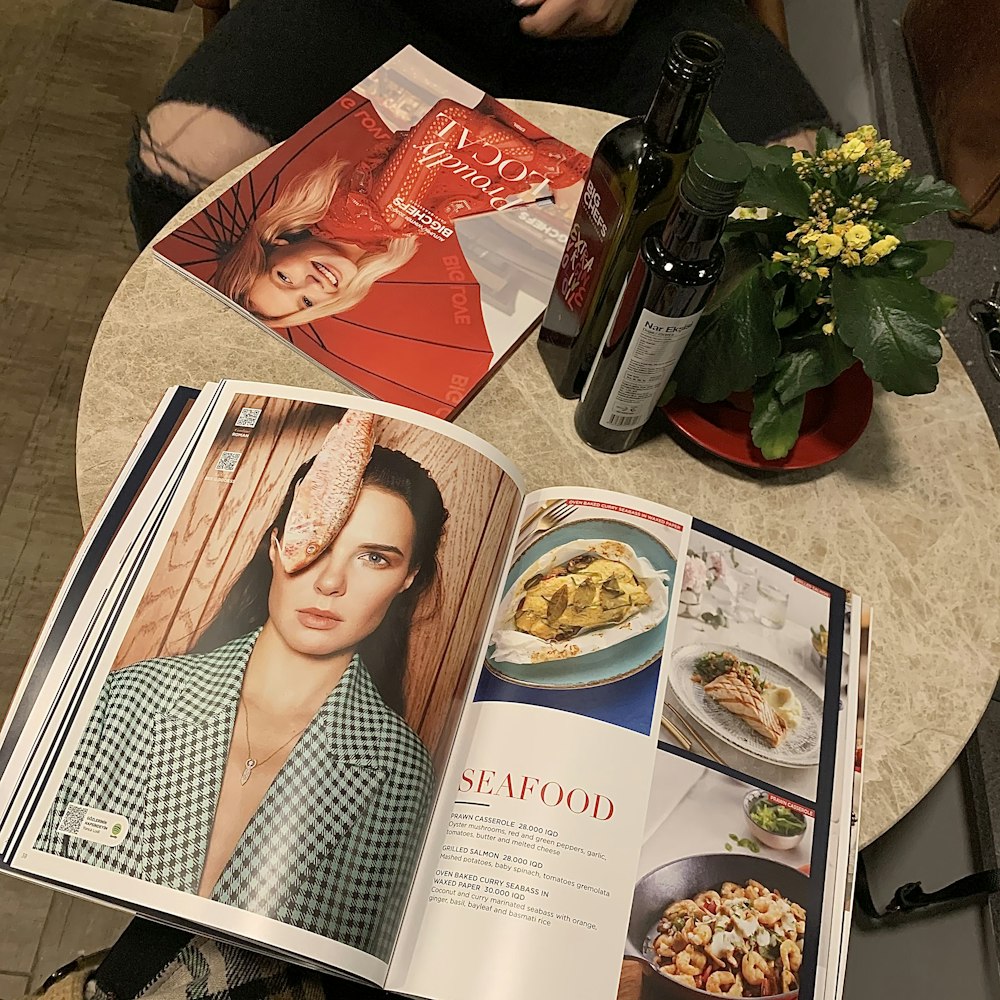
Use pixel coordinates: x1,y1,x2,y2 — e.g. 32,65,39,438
650,397,903,488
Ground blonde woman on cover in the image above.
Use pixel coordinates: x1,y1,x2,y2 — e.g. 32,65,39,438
211,97,586,329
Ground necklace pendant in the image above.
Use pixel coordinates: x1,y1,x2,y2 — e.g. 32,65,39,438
240,759,257,785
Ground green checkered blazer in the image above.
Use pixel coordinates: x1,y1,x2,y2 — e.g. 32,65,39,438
35,631,434,961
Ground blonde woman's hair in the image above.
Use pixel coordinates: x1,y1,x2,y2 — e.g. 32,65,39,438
212,156,417,328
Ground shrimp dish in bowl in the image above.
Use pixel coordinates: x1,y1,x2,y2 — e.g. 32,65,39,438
625,855,810,999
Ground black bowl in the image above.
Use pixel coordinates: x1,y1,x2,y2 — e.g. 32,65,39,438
625,853,810,999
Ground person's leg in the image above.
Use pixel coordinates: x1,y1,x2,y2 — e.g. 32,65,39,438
128,0,508,247
481,0,832,142
130,0,830,246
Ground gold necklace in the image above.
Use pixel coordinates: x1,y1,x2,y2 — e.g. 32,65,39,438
238,695,309,786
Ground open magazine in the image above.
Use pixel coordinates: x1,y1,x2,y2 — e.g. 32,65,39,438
0,382,869,1000
152,48,588,420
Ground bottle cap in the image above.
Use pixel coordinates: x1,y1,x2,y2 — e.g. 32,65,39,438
680,141,752,216
663,31,725,83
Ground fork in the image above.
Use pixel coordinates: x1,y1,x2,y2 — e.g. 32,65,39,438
516,500,576,553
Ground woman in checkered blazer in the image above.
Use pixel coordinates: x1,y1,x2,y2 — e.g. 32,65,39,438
36,444,448,962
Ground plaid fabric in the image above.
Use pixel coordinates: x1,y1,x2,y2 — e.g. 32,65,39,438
35,632,434,961
89,937,328,1000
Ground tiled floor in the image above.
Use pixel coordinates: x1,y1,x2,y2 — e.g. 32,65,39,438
0,0,200,991
0,1,997,998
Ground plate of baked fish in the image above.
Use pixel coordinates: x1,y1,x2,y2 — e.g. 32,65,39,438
487,519,675,688
666,645,823,766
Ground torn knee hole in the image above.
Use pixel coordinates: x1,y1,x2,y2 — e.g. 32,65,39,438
138,123,211,193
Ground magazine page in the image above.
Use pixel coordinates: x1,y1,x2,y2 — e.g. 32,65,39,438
831,602,872,1000
0,384,222,851
153,46,588,420
631,521,848,1000
813,594,862,1000
0,384,199,765
2,383,523,984
389,488,691,1000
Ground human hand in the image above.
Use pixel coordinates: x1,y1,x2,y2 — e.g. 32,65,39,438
515,0,639,39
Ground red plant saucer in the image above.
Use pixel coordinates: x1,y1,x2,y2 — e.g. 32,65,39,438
662,363,874,471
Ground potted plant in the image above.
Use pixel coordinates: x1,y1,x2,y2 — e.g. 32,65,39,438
664,124,965,460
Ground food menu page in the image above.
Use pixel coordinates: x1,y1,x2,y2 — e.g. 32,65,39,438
389,488,691,1000
391,510,848,1000
637,519,847,1000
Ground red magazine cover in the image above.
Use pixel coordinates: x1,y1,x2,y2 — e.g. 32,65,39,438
154,47,590,419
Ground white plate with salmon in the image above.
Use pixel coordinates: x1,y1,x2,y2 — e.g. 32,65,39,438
666,645,823,767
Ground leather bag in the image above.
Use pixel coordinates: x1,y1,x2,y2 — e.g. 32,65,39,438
902,0,1000,231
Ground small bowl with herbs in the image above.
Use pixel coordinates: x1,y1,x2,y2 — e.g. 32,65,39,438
810,624,828,673
743,792,808,851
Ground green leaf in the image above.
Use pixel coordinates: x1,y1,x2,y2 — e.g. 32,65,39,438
774,304,800,330
725,216,794,243
658,380,679,407
672,262,781,402
751,376,807,459
704,234,766,313
908,239,955,277
773,336,856,404
740,163,812,219
879,244,928,278
931,291,958,323
736,142,795,171
831,270,943,394
699,109,736,147
815,127,841,155
828,163,860,203
877,174,967,224
794,277,823,312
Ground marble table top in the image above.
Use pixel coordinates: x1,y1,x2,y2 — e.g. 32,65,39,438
78,100,1000,848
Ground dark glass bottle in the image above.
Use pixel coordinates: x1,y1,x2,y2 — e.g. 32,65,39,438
574,142,750,454
537,31,725,399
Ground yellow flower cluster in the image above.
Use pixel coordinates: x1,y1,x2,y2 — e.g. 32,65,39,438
770,126,907,281
796,125,912,183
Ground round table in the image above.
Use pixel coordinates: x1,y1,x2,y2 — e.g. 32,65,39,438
78,100,1000,848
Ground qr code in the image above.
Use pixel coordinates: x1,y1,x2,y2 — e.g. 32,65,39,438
56,803,88,836
215,451,242,473
235,407,262,429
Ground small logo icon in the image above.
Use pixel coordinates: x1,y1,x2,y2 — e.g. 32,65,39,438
110,823,123,838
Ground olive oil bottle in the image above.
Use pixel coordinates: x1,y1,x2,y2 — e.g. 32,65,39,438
537,31,725,399
574,142,750,453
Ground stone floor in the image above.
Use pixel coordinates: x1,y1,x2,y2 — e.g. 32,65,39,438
0,0,200,992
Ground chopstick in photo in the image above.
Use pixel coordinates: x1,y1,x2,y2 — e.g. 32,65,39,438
666,703,728,767
659,713,692,751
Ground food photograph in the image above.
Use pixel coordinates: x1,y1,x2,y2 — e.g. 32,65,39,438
625,752,815,999
472,493,686,735
486,497,681,690
659,528,839,802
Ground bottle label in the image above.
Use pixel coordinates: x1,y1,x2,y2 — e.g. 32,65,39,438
598,308,704,431
553,164,622,331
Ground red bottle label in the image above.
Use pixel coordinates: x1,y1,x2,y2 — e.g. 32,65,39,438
554,162,622,325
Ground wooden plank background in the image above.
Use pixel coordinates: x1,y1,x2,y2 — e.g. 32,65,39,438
112,395,521,762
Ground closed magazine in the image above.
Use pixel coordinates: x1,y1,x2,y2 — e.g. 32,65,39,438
153,48,588,420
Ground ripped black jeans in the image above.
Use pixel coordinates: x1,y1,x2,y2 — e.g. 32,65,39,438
127,0,831,248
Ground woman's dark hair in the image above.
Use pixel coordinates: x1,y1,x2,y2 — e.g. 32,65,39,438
191,441,448,717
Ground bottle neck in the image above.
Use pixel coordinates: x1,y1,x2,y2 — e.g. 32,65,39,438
644,73,715,151
659,197,729,261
